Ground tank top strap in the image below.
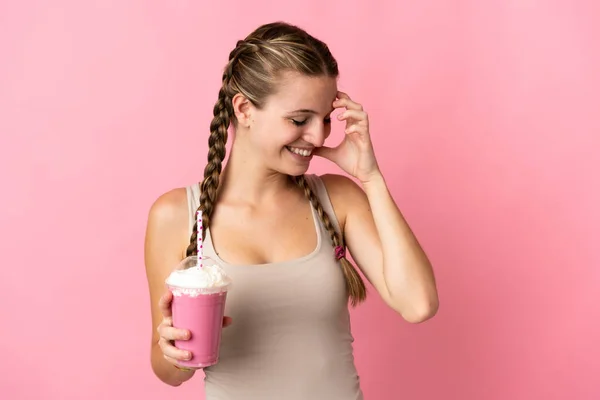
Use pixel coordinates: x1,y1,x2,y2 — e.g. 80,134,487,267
304,174,343,239
185,175,343,241
185,183,201,237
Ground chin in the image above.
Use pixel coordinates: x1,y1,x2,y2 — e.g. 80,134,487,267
284,167,309,177
273,162,309,178
279,148,312,176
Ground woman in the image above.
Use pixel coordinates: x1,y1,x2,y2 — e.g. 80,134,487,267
144,21,438,399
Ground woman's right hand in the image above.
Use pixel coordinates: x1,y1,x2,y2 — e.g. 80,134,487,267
156,290,233,368
157,290,194,367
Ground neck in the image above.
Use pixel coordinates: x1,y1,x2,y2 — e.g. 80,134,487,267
217,139,294,205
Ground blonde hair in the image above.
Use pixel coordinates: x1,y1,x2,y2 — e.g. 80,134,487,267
186,22,366,306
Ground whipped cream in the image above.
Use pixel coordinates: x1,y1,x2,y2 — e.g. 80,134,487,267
166,264,231,296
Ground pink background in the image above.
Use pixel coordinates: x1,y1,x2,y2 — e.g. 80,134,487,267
1,1,599,399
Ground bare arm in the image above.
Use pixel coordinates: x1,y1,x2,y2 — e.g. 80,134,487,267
322,173,439,323
144,188,196,386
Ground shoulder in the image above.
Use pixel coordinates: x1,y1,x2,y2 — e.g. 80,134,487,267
145,187,191,258
319,174,368,206
315,173,369,227
318,173,363,195
147,187,189,226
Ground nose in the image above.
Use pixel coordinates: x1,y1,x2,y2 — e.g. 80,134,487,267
303,122,328,148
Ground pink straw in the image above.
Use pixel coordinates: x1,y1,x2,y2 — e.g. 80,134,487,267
196,210,203,267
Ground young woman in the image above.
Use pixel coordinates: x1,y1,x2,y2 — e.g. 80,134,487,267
144,21,438,399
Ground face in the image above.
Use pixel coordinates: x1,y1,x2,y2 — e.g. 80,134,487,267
240,71,338,176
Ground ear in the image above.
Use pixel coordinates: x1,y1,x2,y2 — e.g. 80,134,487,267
232,93,253,128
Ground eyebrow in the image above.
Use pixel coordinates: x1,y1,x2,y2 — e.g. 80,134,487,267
289,108,334,115
290,109,318,114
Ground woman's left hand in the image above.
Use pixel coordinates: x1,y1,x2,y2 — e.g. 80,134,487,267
314,91,381,183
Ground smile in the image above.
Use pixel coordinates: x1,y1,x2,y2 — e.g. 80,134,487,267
286,146,313,157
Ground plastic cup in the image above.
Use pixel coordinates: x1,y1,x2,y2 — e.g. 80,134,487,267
166,256,231,368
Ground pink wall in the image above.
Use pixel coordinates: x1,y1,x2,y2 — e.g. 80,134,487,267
1,1,598,399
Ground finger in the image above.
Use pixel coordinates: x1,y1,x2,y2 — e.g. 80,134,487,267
168,360,201,372
345,124,368,135
223,316,233,328
334,97,363,111
336,91,351,100
158,290,173,318
158,324,191,341
164,355,201,371
161,342,192,362
313,145,338,162
337,109,368,123
163,354,183,366
156,316,172,335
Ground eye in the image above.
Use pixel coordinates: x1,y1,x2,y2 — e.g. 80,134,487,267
291,119,308,126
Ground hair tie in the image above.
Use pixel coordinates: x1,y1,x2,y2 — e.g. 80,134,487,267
334,245,346,260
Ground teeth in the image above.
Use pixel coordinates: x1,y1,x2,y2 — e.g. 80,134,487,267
288,147,312,157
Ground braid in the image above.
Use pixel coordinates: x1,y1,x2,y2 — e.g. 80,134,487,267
185,41,262,258
293,175,367,306
185,88,232,257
